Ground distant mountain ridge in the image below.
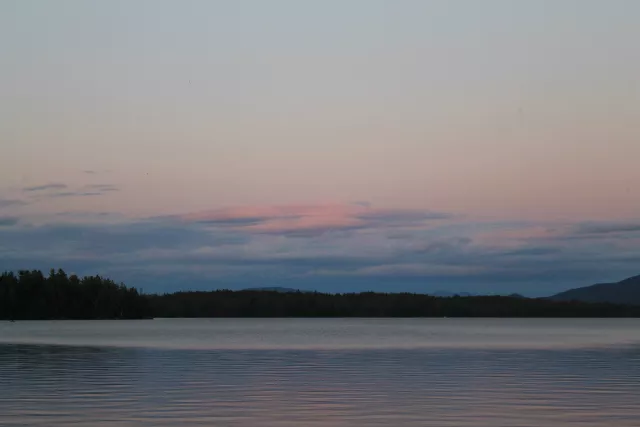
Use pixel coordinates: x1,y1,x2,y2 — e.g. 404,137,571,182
551,275,640,306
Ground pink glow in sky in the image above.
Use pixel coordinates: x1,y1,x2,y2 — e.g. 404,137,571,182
1,1,639,222
1,1,639,294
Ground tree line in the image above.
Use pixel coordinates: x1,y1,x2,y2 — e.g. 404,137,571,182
0,269,150,320
148,289,640,318
2,269,640,319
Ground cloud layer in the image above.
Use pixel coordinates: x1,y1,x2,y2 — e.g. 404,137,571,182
1,203,639,296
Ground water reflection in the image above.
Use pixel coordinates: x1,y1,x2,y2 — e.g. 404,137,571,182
2,318,640,350
1,343,640,426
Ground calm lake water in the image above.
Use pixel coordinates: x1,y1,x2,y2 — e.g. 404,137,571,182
1,319,640,426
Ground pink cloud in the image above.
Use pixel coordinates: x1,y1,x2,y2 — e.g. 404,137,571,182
179,203,369,234
178,203,450,235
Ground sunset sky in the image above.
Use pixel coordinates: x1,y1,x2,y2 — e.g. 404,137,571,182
1,0,639,295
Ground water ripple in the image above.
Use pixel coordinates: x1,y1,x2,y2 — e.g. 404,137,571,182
1,319,640,426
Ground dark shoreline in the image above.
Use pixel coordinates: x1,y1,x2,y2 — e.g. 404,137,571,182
4,269,640,320
144,291,640,318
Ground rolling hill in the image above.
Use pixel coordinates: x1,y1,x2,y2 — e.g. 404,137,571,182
551,275,640,306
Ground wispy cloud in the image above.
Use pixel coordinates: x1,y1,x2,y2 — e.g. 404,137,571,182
178,203,453,237
23,183,68,192
21,181,119,199
0,217,19,227
48,191,104,198
573,222,640,235
502,247,563,257
82,169,111,175
84,184,119,192
54,211,113,217
356,209,455,225
28,183,120,199
0,199,28,209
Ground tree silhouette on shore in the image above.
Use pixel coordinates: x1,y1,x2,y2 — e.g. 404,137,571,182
2,269,639,320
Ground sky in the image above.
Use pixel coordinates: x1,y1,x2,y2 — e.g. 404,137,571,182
1,0,639,296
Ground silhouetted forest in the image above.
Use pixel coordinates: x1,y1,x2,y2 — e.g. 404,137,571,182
148,290,640,318
0,269,150,320
3,269,640,319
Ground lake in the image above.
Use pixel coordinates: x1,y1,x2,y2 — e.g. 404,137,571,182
1,318,640,426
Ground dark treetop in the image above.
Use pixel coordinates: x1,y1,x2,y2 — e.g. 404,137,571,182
0,269,150,320
3,269,640,319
